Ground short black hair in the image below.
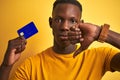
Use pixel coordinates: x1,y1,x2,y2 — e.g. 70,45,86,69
53,0,82,12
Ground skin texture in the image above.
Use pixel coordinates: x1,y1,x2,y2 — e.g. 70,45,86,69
49,3,83,54
49,3,100,56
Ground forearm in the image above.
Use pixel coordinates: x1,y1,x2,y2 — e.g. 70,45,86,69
110,53,120,71
0,63,13,80
105,30,120,49
105,30,120,71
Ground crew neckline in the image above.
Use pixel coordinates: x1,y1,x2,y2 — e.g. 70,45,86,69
50,45,79,58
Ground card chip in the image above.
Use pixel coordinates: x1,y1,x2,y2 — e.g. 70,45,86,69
20,32,24,36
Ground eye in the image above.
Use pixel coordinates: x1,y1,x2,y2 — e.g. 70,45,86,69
54,18,62,23
70,19,77,24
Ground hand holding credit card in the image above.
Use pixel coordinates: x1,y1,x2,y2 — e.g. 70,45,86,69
17,22,38,39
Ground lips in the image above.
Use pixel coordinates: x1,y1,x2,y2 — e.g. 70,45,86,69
59,36,68,40
59,33,69,41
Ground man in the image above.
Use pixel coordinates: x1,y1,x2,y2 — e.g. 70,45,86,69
0,0,120,80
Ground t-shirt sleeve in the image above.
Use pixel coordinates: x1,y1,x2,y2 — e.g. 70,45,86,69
103,47,120,71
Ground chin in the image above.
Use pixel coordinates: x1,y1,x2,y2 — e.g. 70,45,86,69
54,37,72,48
59,41,72,48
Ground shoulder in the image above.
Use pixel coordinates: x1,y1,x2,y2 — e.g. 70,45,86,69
81,47,119,59
86,47,119,54
25,47,53,62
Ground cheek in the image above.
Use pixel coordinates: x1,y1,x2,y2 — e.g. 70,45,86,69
52,21,61,29
52,28,58,37
52,25,60,33
51,23,61,36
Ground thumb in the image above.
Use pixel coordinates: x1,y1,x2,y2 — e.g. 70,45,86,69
73,39,91,58
73,44,89,58
11,48,17,53
73,45,84,58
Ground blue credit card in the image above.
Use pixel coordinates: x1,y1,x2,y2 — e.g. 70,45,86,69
17,22,38,39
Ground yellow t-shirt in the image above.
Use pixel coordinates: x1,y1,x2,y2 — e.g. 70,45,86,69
10,47,119,80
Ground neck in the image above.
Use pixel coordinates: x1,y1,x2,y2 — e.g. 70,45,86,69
53,44,77,54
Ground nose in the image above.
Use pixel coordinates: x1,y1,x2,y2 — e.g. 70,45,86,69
60,21,69,31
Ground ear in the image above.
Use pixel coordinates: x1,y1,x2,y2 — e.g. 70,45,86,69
49,17,52,28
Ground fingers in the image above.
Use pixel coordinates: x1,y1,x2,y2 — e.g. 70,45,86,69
15,42,26,53
73,45,88,58
8,36,27,54
68,31,82,39
68,24,84,44
73,47,82,58
73,43,89,58
73,37,94,58
70,25,80,31
15,36,27,53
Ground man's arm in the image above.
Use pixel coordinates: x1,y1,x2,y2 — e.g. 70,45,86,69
74,23,120,53
0,63,13,80
73,22,120,71
0,37,26,80
110,53,120,71
106,30,120,71
106,30,120,49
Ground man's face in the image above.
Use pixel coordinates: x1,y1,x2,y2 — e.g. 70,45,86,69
50,3,82,47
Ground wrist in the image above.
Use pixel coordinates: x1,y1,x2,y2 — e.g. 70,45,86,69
94,25,101,40
1,62,13,68
2,57,13,67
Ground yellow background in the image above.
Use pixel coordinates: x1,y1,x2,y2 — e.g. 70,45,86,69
0,0,120,79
